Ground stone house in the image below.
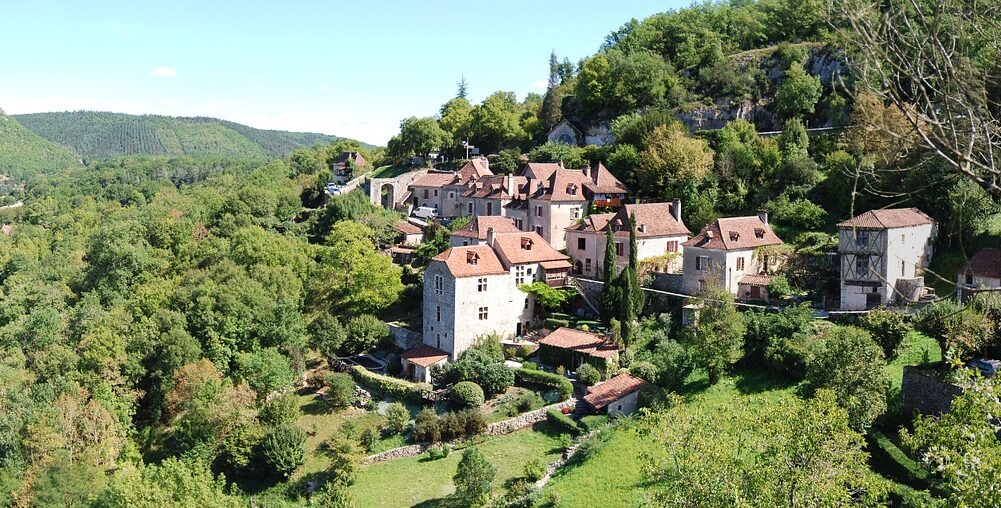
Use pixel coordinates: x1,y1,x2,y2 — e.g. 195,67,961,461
330,151,368,185
449,216,521,247
837,208,936,310
957,248,1001,302
408,158,493,215
681,212,784,300
565,200,689,279
416,231,571,369
581,373,648,417
399,345,448,384
536,327,618,371
394,221,424,246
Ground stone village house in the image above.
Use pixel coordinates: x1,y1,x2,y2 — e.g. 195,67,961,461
682,211,784,301
956,248,1001,302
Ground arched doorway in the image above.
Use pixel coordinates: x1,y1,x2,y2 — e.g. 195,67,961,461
379,183,395,209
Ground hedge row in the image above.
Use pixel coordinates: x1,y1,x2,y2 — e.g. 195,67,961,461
348,366,431,403
544,318,570,329
868,430,930,489
546,408,581,436
514,368,573,400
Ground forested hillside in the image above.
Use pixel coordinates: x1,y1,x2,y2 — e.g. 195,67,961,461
12,111,364,161
0,111,81,180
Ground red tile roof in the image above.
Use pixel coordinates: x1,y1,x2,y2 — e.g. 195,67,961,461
395,221,423,235
568,202,689,238
401,345,449,367
411,172,457,188
836,208,935,229
582,373,648,410
683,215,782,251
450,216,521,239
524,162,564,181
739,274,773,286
961,248,1001,279
431,245,508,277
568,213,616,234
491,232,570,266
456,158,493,184
538,327,614,355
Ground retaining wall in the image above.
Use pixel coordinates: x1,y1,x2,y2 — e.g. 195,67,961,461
901,366,963,415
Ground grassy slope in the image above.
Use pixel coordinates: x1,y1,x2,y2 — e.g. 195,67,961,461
350,423,565,508
13,111,349,160
885,331,941,393
0,114,80,178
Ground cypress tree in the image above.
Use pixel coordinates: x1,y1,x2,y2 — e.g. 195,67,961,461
627,213,645,315
599,225,620,323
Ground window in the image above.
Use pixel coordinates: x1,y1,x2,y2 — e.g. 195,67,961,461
478,307,488,320
856,255,870,275
467,202,473,214
577,238,586,250
535,205,543,217
433,189,438,197
436,305,440,322
570,207,581,219
423,189,429,199
486,202,493,215
585,258,592,272
856,230,870,246
616,242,624,257
515,218,524,229
617,404,622,411
462,241,468,246
436,333,441,348
736,257,745,270
966,273,974,284
515,265,526,285
434,274,443,295
902,260,906,276
449,192,454,199
666,241,678,253
477,278,487,292
696,256,710,271
535,226,543,235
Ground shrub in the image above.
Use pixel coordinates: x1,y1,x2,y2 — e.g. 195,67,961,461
516,344,535,359
576,364,601,385
523,457,546,482
478,363,514,395
384,402,410,435
461,408,487,436
258,394,299,427
413,408,486,443
451,381,485,408
514,368,573,401
868,429,929,487
858,309,910,358
341,314,389,356
471,333,505,362
763,333,816,380
522,361,539,371
414,409,441,443
348,365,431,403
546,408,581,436
580,415,610,432
261,424,306,478
766,275,793,300
325,372,356,408
360,426,377,452
514,391,542,413
629,360,658,383
453,447,496,507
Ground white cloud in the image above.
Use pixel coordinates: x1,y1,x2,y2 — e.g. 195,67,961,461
531,79,547,90
149,66,177,78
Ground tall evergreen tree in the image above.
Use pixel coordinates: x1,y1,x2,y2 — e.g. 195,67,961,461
599,226,621,324
539,51,565,138
602,226,617,282
457,76,468,99
628,212,639,270
627,212,645,314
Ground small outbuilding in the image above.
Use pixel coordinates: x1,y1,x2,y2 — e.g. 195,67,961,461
581,373,648,417
537,327,618,371
400,344,449,383
395,220,425,246
957,248,1001,301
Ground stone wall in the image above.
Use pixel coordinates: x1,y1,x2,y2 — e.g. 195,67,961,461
364,444,427,464
902,366,963,415
652,273,685,294
388,322,421,350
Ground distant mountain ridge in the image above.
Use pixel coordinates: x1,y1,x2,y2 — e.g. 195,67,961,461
0,112,81,180
13,111,371,161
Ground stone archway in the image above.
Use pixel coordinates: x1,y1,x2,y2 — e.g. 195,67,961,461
379,183,395,209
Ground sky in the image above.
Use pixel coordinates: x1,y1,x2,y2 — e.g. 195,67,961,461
0,0,686,145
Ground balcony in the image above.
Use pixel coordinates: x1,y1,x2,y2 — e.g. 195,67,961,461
592,198,622,208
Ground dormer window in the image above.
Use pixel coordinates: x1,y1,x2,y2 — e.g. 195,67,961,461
467,252,479,265
638,224,646,233
521,238,533,250
729,231,739,241
566,183,577,196
754,228,765,239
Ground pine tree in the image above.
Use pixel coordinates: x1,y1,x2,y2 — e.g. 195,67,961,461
599,226,620,323
540,51,564,135
457,76,468,99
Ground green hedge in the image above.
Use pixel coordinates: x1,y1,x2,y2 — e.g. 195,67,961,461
868,430,930,489
544,318,571,329
514,368,573,400
546,408,581,436
348,366,431,403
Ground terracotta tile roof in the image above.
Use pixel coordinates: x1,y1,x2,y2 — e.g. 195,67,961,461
431,245,508,277
836,208,935,229
588,344,619,359
461,175,528,199
450,216,521,239
491,232,569,266
583,373,648,410
739,274,773,286
585,163,629,195
401,345,449,367
456,158,494,184
331,151,367,168
960,248,1001,279
536,168,591,202
683,215,782,251
411,172,457,188
574,203,688,237
395,221,423,235
568,213,616,233
540,259,572,270
524,162,564,181
530,164,628,202
538,327,608,350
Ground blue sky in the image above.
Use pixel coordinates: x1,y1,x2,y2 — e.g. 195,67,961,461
0,0,686,145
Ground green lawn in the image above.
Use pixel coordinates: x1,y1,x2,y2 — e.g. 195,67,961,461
370,164,415,179
545,370,798,507
884,331,942,393
350,423,566,508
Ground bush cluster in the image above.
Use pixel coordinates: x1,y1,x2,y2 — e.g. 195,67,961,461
433,349,514,395
513,368,573,401
348,365,431,403
450,381,485,408
546,408,581,436
412,408,487,443
325,372,357,408
576,363,601,386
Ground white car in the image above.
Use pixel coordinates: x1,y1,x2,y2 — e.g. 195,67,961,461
325,184,343,196
413,206,438,219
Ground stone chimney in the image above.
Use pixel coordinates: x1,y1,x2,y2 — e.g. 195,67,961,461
757,209,768,225
506,174,515,195
671,199,682,222
582,162,591,179
486,226,495,246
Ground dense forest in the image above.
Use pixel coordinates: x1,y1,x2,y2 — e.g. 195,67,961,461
1,0,1000,506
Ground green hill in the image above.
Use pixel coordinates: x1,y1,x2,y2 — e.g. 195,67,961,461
12,111,367,161
0,112,81,179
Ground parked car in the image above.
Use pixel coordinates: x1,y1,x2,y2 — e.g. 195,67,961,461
413,206,438,220
966,358,1000,377
325,183,343,196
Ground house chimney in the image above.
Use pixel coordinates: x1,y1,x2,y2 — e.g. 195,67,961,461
486,226,495,246
757,209,768,225
671,199,682,222
582,162,591,179
506,174,515,195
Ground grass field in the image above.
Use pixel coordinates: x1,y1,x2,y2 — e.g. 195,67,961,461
350,423,566,508
885,331,941,393
370,164,415,179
